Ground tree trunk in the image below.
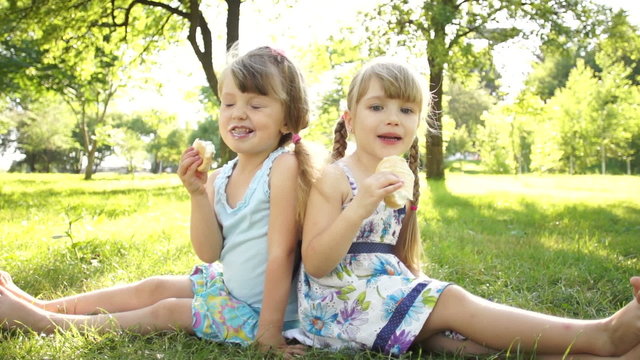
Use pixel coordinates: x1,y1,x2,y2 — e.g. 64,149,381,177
569,154,574,175
226,0,240,51
426,59,445,179
627,158,631,175
600,144,606,175
215,0,241,165
84,147,95,180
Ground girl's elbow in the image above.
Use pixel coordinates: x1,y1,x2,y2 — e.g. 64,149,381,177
301,245,332,278
304,266,328,279
301,258,330,278
196,250,219,264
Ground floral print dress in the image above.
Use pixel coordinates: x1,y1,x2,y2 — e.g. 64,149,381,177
296,163,450,355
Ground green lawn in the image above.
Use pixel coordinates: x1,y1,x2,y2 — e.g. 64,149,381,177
0,172,638,359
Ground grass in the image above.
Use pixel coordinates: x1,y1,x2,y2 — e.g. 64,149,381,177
0,172,639,359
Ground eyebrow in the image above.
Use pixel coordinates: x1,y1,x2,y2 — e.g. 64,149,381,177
362,94,386,102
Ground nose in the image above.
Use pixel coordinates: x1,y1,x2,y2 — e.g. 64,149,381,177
387,111,400,126
232,105,247,120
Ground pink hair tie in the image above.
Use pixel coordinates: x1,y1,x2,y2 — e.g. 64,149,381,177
269,47,287,60
292,133,301,144
410,205,418,211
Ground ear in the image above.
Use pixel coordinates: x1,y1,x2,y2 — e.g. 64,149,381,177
343,111,353,134
280,124,290,134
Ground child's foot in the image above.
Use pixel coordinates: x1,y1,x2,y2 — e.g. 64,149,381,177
621,342,640,360
0,287,53,332
0,270,14,287
603,280,640,355
631,277,640,304
0,270,43,308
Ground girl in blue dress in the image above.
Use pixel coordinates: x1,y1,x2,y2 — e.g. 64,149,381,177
0,46,315,357
296,59,640,358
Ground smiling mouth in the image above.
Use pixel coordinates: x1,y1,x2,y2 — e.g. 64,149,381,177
378,135,401,142
230,126,254,137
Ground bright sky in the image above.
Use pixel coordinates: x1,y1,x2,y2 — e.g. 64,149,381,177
1,1,638,170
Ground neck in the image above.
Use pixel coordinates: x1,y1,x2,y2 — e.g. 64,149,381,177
234,148,276,174
349,150,382,174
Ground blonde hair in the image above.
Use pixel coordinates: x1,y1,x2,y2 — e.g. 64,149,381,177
332,61,425,274
219,46,316,226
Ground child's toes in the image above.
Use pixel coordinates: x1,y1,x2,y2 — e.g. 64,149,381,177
631,276,640,303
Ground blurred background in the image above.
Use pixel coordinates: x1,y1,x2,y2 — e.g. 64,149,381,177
1,0,638,180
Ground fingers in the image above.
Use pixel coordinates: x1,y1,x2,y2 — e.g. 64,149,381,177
281,344,307,359
371,171,405,195
178,147,202,176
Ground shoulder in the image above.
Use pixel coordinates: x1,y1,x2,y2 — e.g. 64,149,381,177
271,151,298,177
206,167,223,188
313,162,349,199
270,152,298,187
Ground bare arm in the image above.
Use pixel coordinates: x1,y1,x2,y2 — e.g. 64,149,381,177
301,163,404,278
255,154,299,350
178,146,223,263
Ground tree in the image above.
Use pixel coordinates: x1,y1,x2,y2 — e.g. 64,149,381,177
445,81,496,150
546,60,599,174
297,36,364,149
1,1,157,178
1,0,246,172
363,0,603,179
12,99,75,172
109,0,244,165
592,58,638,174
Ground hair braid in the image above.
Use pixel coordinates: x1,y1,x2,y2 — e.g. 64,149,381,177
331,117,349,161
395,137,422,276
408,137,421,203
293,141,316,227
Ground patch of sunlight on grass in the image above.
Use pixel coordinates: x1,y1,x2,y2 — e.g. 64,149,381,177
443,174,640,205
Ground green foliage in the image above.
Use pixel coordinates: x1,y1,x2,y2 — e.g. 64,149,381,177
358,0,600,179
297,38,365,149
444,80,496,149
476,111,514,174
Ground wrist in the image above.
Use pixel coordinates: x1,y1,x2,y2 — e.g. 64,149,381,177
342,202,369,223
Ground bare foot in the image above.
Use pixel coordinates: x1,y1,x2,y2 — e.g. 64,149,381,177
0,287,53,333
631,277,640,304
619,342,640,360
0,270,43,308
604,287,640,355
0,270,14,287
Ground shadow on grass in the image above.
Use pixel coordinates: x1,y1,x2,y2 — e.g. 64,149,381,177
424,179,640,313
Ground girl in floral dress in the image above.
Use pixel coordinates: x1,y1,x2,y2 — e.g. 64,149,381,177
296,59,640,358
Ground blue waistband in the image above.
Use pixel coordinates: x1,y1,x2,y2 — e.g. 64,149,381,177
347,242,394,254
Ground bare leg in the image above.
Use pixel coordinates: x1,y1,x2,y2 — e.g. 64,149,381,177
0,286,194,335
40,276,193,314
416,278,640,356
1,271,193,315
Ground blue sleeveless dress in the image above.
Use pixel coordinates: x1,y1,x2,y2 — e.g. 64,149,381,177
189,147,298,344
296,162,450,355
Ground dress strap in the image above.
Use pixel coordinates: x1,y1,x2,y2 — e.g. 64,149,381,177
336,161,358,197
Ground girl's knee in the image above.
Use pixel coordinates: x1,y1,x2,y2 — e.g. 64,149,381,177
440,284,474,307
134,276,171,297
148,298,192,329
